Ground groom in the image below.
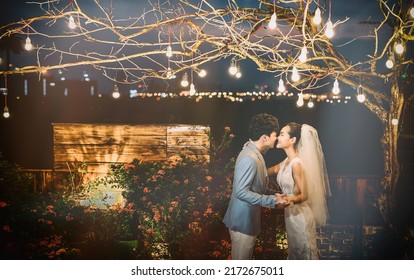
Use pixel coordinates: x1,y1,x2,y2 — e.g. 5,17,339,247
223,113,286,260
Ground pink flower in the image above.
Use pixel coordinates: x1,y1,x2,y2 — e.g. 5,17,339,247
184,179,189,185
229,134,235,139
205,176,213,182
224,126,231,132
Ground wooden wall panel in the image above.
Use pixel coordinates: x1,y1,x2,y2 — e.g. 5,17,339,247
53,123,210,174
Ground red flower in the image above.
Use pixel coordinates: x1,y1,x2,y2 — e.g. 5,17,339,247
0,201,7,208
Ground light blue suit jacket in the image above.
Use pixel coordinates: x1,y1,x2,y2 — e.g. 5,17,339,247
223,142,275,236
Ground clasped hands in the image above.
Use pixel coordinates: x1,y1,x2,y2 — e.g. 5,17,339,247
274,193,290,209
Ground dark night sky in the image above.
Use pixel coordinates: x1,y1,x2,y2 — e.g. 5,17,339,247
0,0,391,176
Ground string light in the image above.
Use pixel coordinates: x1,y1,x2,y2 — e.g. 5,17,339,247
299,45,308,63
228,59,238,76
394,41,404,55
235,66,242,78
68,15,77,29
410,7,414,18
180,73,189,87
313,7,322,25
197,69,207,78
268,0,277,30
296,92,304,107
277,78,285,93
291,66,300,82
112,84,120,99
391,115,398,126
356,84,365,103
307,98,314,108
332,78,340,95
25,36,33,51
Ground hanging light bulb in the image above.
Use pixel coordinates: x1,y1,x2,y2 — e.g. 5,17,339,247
3,106,10,118
332,78,340,95
112,84,120,99
324,20,334,38
180,73,189,87
277,78,285,93
357,85,365,103
189,83,196,96
235,66,242,78
307,98,314,108
391,116,399,126
269,12,277,30
313,7,322,25
228,59,237,75
410,7,414,18
166,67,174,79
166,45,173,58
385,58,394,69
296,92,304,107
24,36,33,51
68,15,77,29
197,69,207,78
299,45,308,63
395,41,404,55
291,66,300,82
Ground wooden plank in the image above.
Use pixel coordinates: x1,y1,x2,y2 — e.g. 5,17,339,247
53,135,167,145
167,146,209,155
53,143,166,155
167,125,210,136
167,135,209,147
53,124,167,137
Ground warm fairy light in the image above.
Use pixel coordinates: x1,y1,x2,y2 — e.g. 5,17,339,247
166,45,173,58
180,73,189,87
391,117,399,126
235,66,242,78
357,85,365,103
307,98,314,108
324,20,334,38
410,7,414,18
228,59,237,75
291,66,300,82
198,69,207,77
189,83,196,95
269,12,277,30
385,58,394,69
332,78,340,95
299,46,308,63
166,67,174,79
68,15,77,29
112,84,120,99
296,92,304,107
277,78,285,93
395,42,404,55
313,7,322,25
3,106,10,118
24,36,33,51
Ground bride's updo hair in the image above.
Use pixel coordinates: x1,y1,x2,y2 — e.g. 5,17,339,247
286,122,302,150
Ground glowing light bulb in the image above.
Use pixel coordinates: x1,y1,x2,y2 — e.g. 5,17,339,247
296,92,304,107
299,46,308,63
391,118,398,126
324,20,334,38
112,84,120,99
395,42,404,55
166,45,173,58
228,60,237,75
235,67,242,78
3,106,10,118
269,12,277,30
385,58,394,69
166,67,173,79
307,99,314,108
24,37,33,51
198,69,207,77
410,7,414,18
68,15,77,29
313,8,322,25
291,66,300,82
357,85,365,103
332,79,340,95
189,83,196,96
180,73,189,87
277,78,285,93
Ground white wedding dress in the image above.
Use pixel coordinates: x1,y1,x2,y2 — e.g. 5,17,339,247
277,157,318,260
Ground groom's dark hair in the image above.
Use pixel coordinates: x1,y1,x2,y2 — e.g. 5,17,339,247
248,113,279,141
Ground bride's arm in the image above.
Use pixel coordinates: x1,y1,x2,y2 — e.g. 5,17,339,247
288,162,308,204
267,162,281,177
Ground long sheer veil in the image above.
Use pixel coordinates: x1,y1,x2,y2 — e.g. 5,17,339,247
298,124,331,226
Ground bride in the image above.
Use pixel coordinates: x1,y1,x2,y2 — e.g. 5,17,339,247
267,122,331,260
